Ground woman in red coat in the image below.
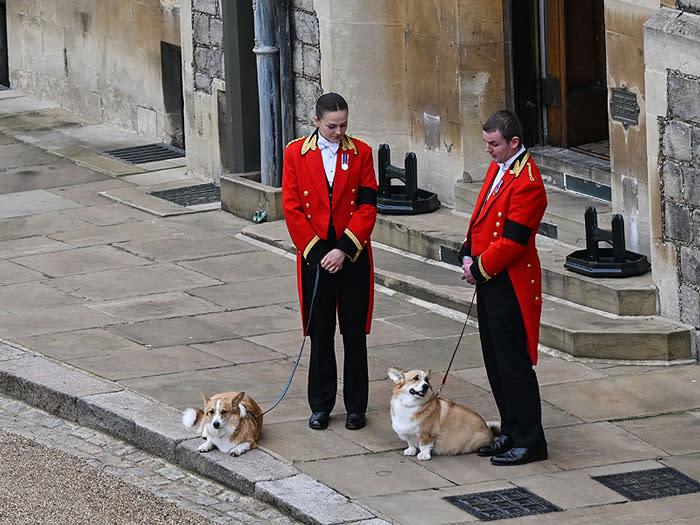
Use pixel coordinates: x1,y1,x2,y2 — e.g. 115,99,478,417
282,93,378,431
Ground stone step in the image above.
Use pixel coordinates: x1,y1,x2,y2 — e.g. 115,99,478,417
455,179,612,247
529,146,611,199
373,208,656,316
240,220,692,361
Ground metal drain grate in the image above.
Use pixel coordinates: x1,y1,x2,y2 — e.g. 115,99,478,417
444,488,562,521
592,467,700,501
149,183,220,207
102,143,185,164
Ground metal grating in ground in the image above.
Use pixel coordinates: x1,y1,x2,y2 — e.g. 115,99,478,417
592,467,700,501
149,184,220,207
444,487,562,521
102,143,185,164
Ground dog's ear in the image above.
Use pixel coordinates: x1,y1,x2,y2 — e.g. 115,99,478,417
231,391,245,405
201,393,210,405
426,369,432,380
388,368,403,384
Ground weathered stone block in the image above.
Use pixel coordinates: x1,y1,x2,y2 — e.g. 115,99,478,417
193,12,210,45
302,45,320,78
210,18,223,47
194,72,212,93
292,45,303,75
220,174,284,222
684,166,700,206
664,200,692,241
663,119,693,162
293,10,319,45
680,246,700,287
668,72,700,123
294,77,322,121
678,0,700,14
193,0,218,16
693,126,700,165
661,160,683,199
293,0,314,12
680,284,700,326
694,210,700,244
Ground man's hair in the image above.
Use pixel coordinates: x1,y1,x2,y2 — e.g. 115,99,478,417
482,110,523,143
315,92,348,119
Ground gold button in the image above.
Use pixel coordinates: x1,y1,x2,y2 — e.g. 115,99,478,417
306,214,311,219
351,200,355,205
364,240,368,244
350,212,353,216
527,263,532,268
352,188,356,194
530,279,535,284
303,190,309,196
305,203,310,208
535,296,540,301
496,221,501,227
493,232,498,237
497,212,503,217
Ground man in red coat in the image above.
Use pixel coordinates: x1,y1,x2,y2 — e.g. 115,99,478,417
459,110,548,465
282,93,378,431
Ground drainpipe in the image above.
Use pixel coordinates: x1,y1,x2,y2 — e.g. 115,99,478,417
253,0,282,187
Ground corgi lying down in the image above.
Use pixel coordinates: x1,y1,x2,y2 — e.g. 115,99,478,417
182,391,262,456
388,368,499,460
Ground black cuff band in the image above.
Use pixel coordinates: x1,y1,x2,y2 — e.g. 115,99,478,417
305,242,329,266
503,219,532,246
336,234,359,260
357,186,377,207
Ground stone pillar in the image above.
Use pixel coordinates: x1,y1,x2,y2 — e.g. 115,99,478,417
644,7,700,358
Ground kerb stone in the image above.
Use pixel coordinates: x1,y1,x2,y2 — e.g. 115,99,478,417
256,474,375,525
78,390,192,462
175,438,299,496
0,355,120,421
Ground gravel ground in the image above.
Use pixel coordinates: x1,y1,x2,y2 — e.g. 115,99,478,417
0,429,213,525
0,395,300,525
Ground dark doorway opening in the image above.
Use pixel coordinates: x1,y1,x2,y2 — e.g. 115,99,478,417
0,0,9,88
222,0,259,173
160,42,185,149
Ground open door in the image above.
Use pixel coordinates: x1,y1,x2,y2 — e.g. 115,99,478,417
0,0,8,88
546,0,607,147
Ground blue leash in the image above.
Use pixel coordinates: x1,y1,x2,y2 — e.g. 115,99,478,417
257,264,320,418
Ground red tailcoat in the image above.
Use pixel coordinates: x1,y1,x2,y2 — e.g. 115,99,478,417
282,131,378,333
461,150,547,364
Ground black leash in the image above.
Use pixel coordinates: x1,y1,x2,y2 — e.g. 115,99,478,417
435,287,477,397
255,264,320,419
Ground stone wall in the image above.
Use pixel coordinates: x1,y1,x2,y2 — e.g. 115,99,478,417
6,0,181,144
645,6,700,357
660,70,700,331
291,0,322,137
191,0,224,93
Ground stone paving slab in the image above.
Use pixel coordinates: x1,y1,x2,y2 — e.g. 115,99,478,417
11,328,146,361
189,275,298,310
88,292,224,322
48,219,178,247
0,159,109,193
0,281,83,312
120,166,191,186
0,259,44,284
107,315,242,348
616,411,700,455
55,146,146,176
0,141,65,170
59,201,156,227
180,251,297,283
117,234,255,262
0,189,80,218
0,304,121,338
0,235,73,259
256,474,377,525
98,186,201,215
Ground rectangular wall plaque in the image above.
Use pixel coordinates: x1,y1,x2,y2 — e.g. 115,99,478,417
610,86,640,128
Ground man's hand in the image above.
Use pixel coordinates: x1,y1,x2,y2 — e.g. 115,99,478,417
321,248,346,274
461,256,477,285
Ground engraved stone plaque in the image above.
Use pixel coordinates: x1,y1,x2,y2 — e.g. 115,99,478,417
610,86,640,129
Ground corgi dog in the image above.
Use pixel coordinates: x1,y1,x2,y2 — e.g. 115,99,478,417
182,391,263,456
388,368,499,460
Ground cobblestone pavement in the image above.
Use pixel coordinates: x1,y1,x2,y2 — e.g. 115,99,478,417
0,393,300,525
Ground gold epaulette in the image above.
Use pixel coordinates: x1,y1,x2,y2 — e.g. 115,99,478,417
300,131,319,155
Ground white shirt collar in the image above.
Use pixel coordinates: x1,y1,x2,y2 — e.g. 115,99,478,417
317,132,340,153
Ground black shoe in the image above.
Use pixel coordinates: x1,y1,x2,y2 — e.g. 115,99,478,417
477,435,512,457
308,411,330,430
490,443,548,466
345,412,366,430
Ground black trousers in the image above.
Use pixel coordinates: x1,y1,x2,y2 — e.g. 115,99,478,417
301,248,370,414
476,271,546,449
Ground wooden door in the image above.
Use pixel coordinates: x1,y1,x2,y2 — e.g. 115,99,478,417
546,0,608,147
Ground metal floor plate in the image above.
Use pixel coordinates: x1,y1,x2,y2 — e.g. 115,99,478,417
149,183,220,207
102,143,185,164
592,467,700,501
444,487,562,521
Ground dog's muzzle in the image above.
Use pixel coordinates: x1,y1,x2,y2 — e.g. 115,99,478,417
213,420,220,429
409,383,429,397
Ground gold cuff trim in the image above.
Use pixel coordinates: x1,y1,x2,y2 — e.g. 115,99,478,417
478,256,493,281
345,229,364,262
303,235,321,259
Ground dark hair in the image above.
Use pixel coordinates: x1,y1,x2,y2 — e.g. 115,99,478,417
315,92,348,119
482,110,523,143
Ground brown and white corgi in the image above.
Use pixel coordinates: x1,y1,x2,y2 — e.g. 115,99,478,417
388,368,499,460
182,391,263,456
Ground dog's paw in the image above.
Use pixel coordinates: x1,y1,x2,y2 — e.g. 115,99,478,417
197,441,214,453
417,450,432,460
231,443,251,456
403,446,417,456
